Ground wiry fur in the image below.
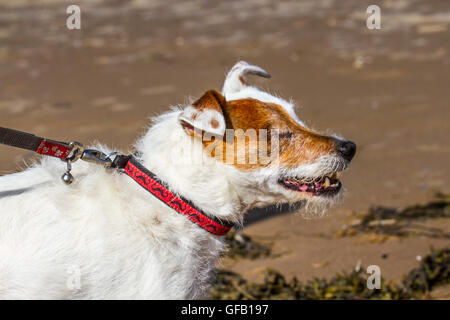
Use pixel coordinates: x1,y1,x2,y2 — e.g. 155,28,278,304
0,61,350,299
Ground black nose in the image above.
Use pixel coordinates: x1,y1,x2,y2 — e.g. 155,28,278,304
337,140,356,161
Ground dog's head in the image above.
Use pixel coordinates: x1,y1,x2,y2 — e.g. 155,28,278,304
178,61,356,213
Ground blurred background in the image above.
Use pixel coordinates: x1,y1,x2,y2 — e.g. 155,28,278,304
0,0,449,298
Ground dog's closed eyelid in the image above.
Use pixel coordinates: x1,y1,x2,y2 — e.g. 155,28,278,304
278,131,293,139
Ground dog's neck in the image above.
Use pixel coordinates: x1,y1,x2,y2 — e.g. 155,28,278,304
133,111,243,224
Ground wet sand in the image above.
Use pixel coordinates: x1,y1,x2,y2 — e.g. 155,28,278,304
0,0,449,293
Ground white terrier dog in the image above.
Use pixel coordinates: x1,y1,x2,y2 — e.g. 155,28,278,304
0,61,355,299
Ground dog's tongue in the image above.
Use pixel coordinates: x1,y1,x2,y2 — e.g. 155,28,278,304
300,184,309,192
283,179,311,192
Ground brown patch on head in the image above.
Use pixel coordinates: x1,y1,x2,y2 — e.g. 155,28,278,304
192,90,225,113
210,119,219,129
201,98,337,170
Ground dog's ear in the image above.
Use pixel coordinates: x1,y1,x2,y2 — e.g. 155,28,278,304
179,90,226,137
222,61,271,95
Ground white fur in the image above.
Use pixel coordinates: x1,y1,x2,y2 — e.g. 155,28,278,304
222,60,271,95
0,62,344,299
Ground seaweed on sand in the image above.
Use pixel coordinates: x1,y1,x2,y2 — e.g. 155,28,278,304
223,231,271,259
210,247,450,300
337,194,450,239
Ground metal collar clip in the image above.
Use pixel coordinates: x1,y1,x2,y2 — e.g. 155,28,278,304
81,149,119,168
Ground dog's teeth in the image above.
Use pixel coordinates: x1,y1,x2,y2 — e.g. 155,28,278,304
324,177,331,187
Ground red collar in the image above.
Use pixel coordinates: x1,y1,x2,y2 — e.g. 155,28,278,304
122,157,234,236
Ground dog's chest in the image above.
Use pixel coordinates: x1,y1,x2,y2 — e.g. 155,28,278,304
102,201,226,299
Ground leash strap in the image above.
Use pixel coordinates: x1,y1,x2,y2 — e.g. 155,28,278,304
115,156,233,236
0,127,72,160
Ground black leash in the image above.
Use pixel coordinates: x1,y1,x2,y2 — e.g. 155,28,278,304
0,126,72,159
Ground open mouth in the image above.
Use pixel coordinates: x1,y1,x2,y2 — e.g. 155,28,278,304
278,173,342,196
